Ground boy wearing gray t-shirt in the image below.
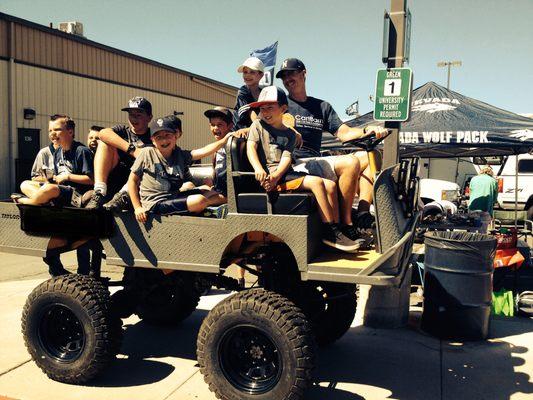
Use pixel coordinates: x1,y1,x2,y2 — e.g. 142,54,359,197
246,86,363,253
129,118,231,223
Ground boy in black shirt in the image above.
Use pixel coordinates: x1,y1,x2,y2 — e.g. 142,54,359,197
85,96,153,209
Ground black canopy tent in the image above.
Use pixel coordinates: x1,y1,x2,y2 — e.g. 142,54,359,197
326,81,533,158
333,82,533,225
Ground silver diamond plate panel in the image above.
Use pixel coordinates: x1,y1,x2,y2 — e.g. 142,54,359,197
102,212,316,272
0,202,50,256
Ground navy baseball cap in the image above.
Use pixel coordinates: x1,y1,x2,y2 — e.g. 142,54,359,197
204,107,234,124
275,58,306,78
163,114,182,131
249,86,288,108
121,96,152,115
149,117,176,137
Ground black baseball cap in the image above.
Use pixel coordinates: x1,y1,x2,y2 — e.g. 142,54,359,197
149,117,176,137
163,114,182,132
204,107,234,124
275,58,306,78
121,96,152,115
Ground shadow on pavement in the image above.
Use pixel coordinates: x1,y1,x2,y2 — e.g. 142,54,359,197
120,310,208,360
88,358,175,388
308,325,441,400
86,310,209,388
81,304,533,398
441,316,533,400
307,315,533,400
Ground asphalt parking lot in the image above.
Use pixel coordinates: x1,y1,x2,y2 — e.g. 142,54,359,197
0,252,532,400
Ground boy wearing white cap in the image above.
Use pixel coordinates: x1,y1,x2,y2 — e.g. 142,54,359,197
235,57,265,129
246,86,363,253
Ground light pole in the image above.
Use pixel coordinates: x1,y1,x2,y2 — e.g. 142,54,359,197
437,60,462,89
437,60,462,182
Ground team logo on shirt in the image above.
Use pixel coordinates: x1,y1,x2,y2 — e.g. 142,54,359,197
294,114,323,130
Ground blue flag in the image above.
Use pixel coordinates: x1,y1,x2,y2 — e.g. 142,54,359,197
251,42,278,86
251,41,278,68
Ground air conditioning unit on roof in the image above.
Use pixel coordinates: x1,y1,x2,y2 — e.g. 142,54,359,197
58,22,84,37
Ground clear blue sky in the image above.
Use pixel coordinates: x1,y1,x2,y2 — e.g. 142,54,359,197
1,0,532,119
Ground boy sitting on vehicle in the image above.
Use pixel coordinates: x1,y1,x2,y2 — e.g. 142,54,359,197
246,86,363,253
14,114,93,207
129,117,232,223
235,57,264,129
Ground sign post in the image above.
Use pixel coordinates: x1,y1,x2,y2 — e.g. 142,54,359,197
374,67,412,122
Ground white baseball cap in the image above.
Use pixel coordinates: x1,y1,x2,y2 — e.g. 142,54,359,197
237,57,265,73
249,86,288,108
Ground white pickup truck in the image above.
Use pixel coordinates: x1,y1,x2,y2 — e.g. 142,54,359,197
494,154,533,218
461,154,533,218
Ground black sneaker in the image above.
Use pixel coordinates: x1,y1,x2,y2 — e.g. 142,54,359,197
342,224,374,249
85,191,105,209
355,212,375,229
322,224,364,253
104,191,132,211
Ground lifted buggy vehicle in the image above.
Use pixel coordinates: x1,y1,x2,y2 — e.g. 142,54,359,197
0,134,419,400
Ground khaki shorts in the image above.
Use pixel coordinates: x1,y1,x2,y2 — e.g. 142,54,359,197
293,155,339,182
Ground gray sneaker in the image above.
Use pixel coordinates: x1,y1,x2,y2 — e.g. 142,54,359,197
85,191,105,209
104,191,132,212
322,224,365,253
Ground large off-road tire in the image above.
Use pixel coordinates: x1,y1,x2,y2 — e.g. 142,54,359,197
21,274,123,384
295,283,357,346
197,288,315,400
135,281,200,326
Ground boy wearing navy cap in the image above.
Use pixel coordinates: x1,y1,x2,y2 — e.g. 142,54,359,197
128,117,231,223
86,96,153,209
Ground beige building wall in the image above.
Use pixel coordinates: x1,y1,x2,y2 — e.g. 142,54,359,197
13,63,225,150
0,60,9,196
1,62,234,197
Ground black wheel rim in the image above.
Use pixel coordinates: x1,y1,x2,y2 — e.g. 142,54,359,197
218,325,282,394
37,303,86,362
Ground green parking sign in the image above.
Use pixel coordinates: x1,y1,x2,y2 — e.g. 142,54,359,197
373,68,412,121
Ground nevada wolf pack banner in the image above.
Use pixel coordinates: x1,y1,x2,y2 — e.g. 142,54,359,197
343,81,533,157
251,41,278,86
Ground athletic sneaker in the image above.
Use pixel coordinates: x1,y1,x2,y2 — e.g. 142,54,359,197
343,224,374,249
355,211,375,229
85,191,105,209
104,191,132,212
322,223,364,253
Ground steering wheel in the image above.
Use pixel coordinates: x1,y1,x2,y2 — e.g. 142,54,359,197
343,129,392,152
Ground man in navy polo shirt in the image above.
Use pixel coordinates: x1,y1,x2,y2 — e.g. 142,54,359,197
277,58,386,240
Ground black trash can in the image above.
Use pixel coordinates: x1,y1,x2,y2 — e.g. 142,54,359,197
421,231,497,340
